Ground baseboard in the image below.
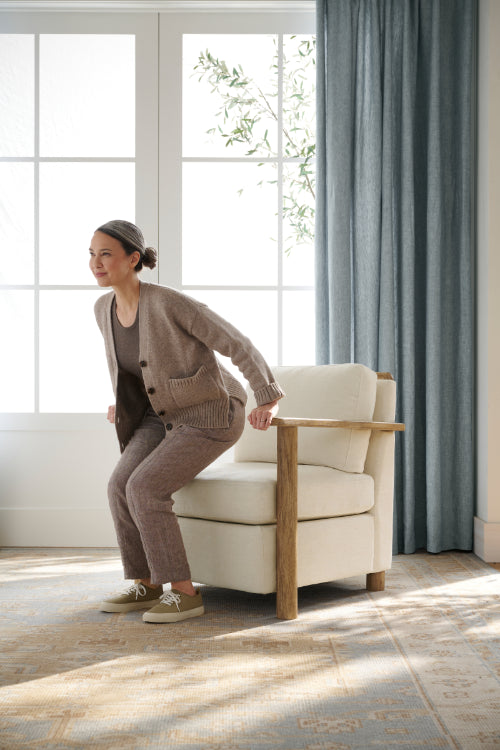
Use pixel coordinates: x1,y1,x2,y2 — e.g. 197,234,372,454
474,516,500,562
0,508,118,547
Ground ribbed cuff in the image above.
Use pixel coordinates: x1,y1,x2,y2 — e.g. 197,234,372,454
254,382,286,406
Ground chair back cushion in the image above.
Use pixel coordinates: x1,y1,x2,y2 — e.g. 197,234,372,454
234,364,377,473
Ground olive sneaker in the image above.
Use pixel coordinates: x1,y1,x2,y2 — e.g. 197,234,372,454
100,582,163,613
143,588,204,623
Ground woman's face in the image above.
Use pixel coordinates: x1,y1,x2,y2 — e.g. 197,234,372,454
89,231,140,288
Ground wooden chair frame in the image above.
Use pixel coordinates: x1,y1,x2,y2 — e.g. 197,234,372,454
271,372,405,620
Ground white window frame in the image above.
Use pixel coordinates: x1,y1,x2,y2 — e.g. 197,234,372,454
159,9,316,367
0,2,315,430
0,11,158,430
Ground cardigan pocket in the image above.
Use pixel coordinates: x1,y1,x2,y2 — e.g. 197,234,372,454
169,365,221,410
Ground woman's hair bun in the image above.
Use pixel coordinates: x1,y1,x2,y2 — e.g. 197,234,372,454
142,246,158,270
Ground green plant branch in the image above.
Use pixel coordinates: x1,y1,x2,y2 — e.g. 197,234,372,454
193,41,315,248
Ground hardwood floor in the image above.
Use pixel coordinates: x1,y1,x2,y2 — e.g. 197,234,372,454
490,562,500,571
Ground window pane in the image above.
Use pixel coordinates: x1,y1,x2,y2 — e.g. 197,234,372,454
40,34,135,157
283,35,315,159
282,291,315,365
0,35,34,157
183,162,277,286
283,162,315,286
0,163,34,284
0,291,34,412
40,291,114,413
183,34,277,158
39,162,135,285
188,290,278,380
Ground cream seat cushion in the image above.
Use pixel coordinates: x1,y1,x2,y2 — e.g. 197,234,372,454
235,363,377,473
174,462,374,525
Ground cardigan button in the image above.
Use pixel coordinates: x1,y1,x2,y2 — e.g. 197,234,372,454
147,387,155,395
166,423,173,431
139,360,147,367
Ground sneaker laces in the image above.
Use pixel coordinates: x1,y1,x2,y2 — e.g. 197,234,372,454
125,582,147,600
159,590,182,611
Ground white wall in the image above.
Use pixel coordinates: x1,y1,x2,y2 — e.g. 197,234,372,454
475,0,500,562
0,417,120,546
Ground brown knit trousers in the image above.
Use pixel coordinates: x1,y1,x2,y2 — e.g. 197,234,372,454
107,398,245,585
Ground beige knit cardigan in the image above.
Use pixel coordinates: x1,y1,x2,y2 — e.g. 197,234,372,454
94,281,284,451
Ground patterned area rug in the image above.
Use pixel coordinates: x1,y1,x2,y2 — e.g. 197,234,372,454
0,549,499,750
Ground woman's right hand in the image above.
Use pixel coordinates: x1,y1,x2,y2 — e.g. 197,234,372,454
107,405,116,424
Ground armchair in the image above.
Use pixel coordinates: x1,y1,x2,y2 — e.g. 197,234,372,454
174,364,404,619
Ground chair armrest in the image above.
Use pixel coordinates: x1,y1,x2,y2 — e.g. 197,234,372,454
271,417,405,432
272,415,404,619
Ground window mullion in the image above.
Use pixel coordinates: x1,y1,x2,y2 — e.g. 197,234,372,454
34,32,40,414
277,32,283,367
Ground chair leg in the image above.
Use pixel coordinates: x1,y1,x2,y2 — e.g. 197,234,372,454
366,571,385,591
276,425,298,620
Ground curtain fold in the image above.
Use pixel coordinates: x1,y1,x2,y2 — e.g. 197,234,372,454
316,0,476,553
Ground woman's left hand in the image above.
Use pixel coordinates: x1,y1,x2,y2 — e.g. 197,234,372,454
248,400,280,431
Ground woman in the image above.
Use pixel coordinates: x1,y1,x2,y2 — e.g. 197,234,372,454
90,220,284,623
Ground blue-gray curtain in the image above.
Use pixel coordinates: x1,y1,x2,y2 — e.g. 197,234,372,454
315,0,476,554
